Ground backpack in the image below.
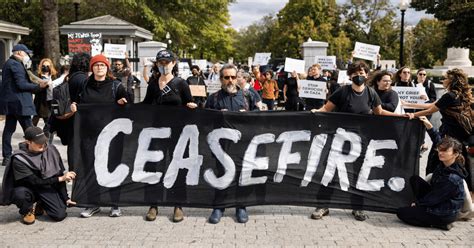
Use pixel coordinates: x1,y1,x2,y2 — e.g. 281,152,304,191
444,102,474,135
51,76,71,116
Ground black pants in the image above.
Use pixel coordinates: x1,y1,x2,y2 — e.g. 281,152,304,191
12,186,67,221
2,115,33,159
262,98,275,110
397,176,456,228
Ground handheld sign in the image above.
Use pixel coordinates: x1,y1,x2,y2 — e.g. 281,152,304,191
205,80,221,94
314,56,337,70
392,86,428,106
284,58,306,74
189,85,207,97
336,70,351,85
299,80,327,100
104,44,127,59
253,53,271,66
354,42,380,61
67,32,102,56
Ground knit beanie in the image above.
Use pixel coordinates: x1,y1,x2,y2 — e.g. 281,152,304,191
89,54,110,72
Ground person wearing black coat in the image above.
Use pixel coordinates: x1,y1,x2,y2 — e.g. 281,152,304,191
0,44,48,167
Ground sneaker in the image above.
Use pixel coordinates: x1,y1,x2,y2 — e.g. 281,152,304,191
352,210,367,221
145,207,158,221
80,207,101,218
209,208,224,224
22,207,36,225
109,207,122,217
173,207,184,222
1,156,11,167
235,207,248,223
311,208,329,220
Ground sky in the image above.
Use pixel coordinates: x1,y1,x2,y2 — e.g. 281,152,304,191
229,0,434,31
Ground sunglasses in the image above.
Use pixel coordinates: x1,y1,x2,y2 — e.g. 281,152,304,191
223,75,237,80
418,73,426,76
402,71,410,74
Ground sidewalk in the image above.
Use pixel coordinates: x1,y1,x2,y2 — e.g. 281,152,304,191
0,118,472,247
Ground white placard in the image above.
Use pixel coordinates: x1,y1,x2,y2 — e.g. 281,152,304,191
392,86,428,106
205,80,221,94
142,57,155,66
299,80,327,100
192,59,208,72
336,70,351,85
103,44,127,59
253,53,271,65
314,56,337,70
284,58,306,74
353,42,380,61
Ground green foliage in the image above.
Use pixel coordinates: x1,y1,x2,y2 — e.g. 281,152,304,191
411,18,447,68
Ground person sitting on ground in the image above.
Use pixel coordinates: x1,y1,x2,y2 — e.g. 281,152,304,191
397,136,467,231
1,126,76,224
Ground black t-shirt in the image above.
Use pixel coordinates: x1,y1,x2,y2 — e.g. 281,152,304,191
435,92,469,140
80,77,127,104
284,77,298,97
376,89,399,112
142,77,193,106
329,85,381,114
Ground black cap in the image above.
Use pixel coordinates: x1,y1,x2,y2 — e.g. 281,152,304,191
156,50,177,62
24,127,48,145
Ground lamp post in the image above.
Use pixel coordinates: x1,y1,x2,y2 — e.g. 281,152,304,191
72,0,81,22
166,32,172,50
399,0,410,67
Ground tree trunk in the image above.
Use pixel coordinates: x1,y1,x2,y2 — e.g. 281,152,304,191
41,0,60,68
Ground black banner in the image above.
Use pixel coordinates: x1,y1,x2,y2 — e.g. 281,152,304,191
72,104,424,213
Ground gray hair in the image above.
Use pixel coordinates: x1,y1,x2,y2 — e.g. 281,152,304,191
219,64,238,79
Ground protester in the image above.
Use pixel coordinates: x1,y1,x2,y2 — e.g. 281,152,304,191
112,52,135,102
251,65,263,96
186,65,207,108
310,61,404,221
32,58,58,130
1,126,76,224
142,49,197,222
237,70,262,110
414,68,436,104
69,54,128,218
397,136,467,230
261,70,279,110
325,70,340,98
208,63,221,81
205,64,258,224
0,44,48,167
393,66,413,87
283,71,302,111
304,64,326,110
367,70,400,112
404,68,474,189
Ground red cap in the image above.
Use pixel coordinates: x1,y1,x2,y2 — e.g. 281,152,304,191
89,54,110,72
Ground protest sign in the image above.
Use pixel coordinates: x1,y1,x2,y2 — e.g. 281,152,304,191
354,42,380,61
299,80,327,100
253,53,272,65
337,70,351,85
392,86,428,106
104,44,127,59
314,56,337,70
205,80,221,94
284,58,306,74
67,32,102,56
189,85,207,97
72,104,423,213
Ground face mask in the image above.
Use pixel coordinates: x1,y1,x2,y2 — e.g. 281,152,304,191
22,55,30,65
351,75,366,86
158,64,173,75
41,65,50,73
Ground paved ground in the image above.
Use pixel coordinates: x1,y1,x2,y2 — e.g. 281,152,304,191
0,118,473,247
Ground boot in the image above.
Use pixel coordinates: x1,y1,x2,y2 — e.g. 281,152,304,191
22,206,36,225
146,207,158,221
173,207,184,223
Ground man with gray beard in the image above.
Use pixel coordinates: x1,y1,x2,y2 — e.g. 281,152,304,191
205,64,257,224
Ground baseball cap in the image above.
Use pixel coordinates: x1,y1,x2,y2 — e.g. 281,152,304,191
24,127,48,145
12,44,33,54
156,50,177,62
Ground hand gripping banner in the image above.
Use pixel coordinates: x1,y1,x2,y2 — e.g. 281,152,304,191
72,104,424,213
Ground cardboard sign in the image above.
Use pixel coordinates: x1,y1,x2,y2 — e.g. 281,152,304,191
189,85,207,97
253,53,271,65
336,70,351,85
284,58,306,74
354,42,380,61
67,32,102,56
205,80,221,94
314,56,337,70
392,86,428,106
299,80,327,100
104,44,127,59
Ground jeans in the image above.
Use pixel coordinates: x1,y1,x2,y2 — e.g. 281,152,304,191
2,115,33,158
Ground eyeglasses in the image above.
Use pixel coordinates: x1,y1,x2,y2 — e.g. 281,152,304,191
418,73,426,76
402,71,410,74
223,75,237,80
93,63,107,68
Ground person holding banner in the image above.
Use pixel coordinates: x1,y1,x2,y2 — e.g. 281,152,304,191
304,64,326,110
69,54,129,218
261,70,279,110
397,136,467,231
311,61,404,221
142,49,197,222
404,68,474,190
367,70,401,113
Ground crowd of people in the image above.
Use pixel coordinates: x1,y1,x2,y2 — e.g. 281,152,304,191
0,44,472,230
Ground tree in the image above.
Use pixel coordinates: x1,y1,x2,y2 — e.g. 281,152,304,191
41,0,60,66
411,19,447,68
233,15,276,63
411,0,474,49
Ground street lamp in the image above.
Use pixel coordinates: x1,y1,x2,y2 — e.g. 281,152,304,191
399,0,410,67
72,0,81,22
165,32,172,49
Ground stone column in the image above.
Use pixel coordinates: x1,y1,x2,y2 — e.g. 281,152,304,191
301,38,328,72
136,41,167,101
